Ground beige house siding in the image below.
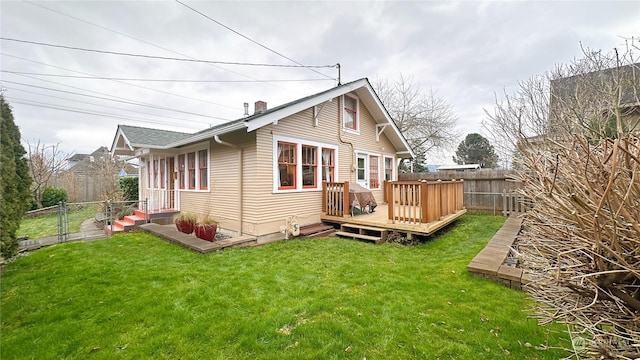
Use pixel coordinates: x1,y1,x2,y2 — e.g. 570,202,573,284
243,92,399,237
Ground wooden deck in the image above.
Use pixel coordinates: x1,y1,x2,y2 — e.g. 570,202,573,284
321,203,467,236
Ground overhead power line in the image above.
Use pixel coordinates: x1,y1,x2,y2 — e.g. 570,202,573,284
23,0,312,92
1,52,239,111
1,70,333,83
3,88,214,125
175,0,336,81
5,96,206,129
1,79,230,121
0,37,337,69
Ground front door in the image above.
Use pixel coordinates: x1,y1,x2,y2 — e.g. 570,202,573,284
356,153,368,188
168,157,175,209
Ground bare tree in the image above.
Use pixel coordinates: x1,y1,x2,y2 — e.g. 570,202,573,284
27,140,68,208
374,75,460,168
485,42,640,358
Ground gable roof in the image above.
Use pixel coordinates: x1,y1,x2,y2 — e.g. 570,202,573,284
111,78,414,158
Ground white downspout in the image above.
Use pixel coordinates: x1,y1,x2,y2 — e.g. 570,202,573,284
214,135,243,236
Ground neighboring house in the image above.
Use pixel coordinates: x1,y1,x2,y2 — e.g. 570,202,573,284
111,78,415,242
437,164,481,172
57,146,122,201
548,62,640,137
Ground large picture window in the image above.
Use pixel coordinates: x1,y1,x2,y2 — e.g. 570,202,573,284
278,142,296,189
302,145,317,188
198,150,208,190
322,148,335,183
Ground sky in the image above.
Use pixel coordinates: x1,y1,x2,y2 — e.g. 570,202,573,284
1,0,639,164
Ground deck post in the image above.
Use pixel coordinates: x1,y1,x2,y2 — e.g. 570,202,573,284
387,183,394,223
343,181,350,218
420,180,428,223
322,182,327,214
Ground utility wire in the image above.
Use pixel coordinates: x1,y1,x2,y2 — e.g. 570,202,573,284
2,52,239,111
1,37,336,69
175,0,336,81
5,96,206,129
1,70,333,83
3,87,214,125
1,79,230,121
23,0,310,92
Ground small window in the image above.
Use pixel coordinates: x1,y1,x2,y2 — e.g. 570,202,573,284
178,154,185,189
187,152,196,189
198,150,208,190
302,145,317,188
343,95,358,131
369,155,379,189
384,157,394,181
278,142,296,189
321,148,335,183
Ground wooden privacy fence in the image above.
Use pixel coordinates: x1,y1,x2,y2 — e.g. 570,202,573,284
386,179,464,225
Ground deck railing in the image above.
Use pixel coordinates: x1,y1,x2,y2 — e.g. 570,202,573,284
387,179,464,225
322,181,350,217
323,180,465,225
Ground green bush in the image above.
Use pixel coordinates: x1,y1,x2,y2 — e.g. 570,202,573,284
118,177,138,201
41,186,68,208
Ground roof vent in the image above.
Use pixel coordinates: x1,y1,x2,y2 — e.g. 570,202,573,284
243,102,249,117
254,100,267,114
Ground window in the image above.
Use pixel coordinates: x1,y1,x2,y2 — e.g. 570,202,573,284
178,154,185,189
278,142,296,189
384,157,394,181
369,155,379,189
159,159,166,189
198,150,208,190
147,161,151,188
153,160,159,188
301,145,317,188
343,94,358,131
322,148,335,183
187,152,196,189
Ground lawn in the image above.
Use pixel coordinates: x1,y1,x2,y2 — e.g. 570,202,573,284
1,215,567,359
17,205,98,239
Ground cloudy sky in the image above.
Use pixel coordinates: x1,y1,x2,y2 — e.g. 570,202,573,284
1,0,638,163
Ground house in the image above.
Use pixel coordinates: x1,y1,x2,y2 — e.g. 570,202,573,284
56,146,123,202
111,78,465,243
548,62,640,137
437,164,481,172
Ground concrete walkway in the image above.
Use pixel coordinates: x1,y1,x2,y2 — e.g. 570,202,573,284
19,218,108,251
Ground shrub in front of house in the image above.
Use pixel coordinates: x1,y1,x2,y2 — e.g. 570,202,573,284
118,177,138,201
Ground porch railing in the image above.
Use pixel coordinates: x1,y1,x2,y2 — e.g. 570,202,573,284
322,181,350,217
387,179,464,225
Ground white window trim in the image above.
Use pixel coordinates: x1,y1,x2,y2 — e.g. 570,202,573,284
355,150,382,190
342,94,360,135
273,134,338,193
148,146,210,193
383,154,396,181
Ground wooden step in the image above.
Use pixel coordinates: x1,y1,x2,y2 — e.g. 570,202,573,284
299,223,335,238
340,224,388,232
335,231,382,243
304,228,335,238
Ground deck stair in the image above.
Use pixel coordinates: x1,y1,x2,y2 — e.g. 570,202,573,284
299,223,335,238
105,209,178,235
336,223,388,244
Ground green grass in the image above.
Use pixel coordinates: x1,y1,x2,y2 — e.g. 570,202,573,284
1,215,567,359
17,205,98,239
